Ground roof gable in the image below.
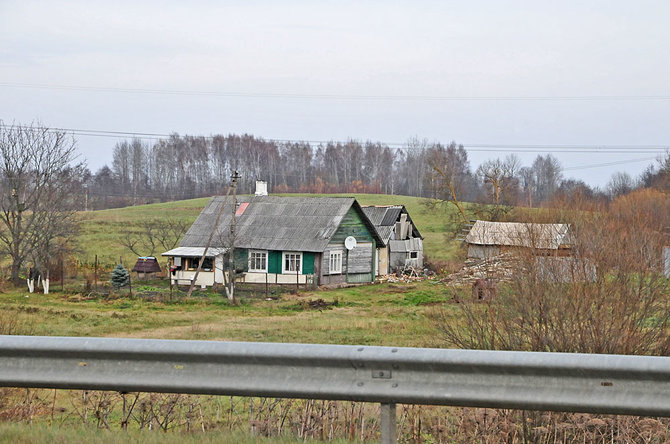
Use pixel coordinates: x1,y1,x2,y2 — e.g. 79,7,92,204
361,205,423,244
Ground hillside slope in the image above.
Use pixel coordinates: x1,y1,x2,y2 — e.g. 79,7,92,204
77,194,462,269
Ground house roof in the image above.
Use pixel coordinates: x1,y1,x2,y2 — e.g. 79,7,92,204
361,205,423,245
178,195,383,253
465,220,571,250
162,247,227,257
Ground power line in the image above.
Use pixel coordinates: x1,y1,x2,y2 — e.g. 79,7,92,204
564,156,660,171
2,82,670,102
1,123,668,177
1,123,668,155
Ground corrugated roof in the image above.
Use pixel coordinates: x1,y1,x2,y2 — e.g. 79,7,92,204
162,247,227,257
178,196,381,253
465,220,571,249
362,205,423,244
381,207,403,226
360,206,389,226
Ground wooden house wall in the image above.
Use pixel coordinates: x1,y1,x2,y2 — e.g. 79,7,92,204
467,244,573,259
331,207,375,243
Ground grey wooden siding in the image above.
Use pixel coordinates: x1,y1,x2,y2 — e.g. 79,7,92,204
348,242,373,274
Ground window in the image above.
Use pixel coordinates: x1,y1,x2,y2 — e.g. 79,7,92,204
185,257,213,271
201,257,214,271
249,250,268,272
409,251,418,259
185,258,196,270
283,252,302,273
329,251,342,274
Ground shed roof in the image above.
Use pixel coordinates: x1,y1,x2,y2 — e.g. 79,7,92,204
361,205,423,245
465,220,571,250
131,257,162,273
178,195,382,253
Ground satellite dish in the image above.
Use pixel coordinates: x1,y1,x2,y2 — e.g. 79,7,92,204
344,236,357,250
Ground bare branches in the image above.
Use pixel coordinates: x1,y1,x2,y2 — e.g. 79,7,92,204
0,121,84,283
435,189,670,356
120,218,190,257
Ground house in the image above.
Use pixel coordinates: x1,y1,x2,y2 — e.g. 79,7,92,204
162,190,383,288
362,205,423,275
465,220,571,259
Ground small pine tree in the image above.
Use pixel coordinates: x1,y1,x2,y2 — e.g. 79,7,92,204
111,264,130,289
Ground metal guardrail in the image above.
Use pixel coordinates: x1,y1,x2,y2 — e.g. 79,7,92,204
1,335,670,443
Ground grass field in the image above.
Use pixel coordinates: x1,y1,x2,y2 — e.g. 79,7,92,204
0,194,469,443
1,279,458,347
76,193,465,270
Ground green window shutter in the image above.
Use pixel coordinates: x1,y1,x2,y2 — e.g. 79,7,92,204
303,252,315,274
268,250,282,274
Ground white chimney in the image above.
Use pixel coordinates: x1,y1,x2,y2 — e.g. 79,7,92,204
255,180,268,196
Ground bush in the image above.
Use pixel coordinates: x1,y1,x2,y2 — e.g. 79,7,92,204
435,189,670,355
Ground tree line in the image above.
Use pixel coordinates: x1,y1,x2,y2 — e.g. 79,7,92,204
85,133,669,210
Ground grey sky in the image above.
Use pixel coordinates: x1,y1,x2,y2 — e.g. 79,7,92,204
1,0,669,187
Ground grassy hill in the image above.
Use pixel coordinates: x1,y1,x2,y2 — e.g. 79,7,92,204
77,193,464,269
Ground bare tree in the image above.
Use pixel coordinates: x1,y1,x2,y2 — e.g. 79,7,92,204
121,218,190,257
606,171,636,197
425,142,474,222
530,154,562,204
0,122,85,284
476,155,520,206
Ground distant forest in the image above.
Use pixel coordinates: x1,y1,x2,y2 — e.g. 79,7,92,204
84,133,670,210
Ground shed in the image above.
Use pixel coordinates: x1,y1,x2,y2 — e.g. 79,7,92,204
131,256,162,277
362,205,423,275
465,220,571,259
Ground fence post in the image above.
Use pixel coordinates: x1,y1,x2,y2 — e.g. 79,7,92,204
380,402,397,444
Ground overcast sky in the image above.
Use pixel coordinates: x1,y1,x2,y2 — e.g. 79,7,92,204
1,1,669,187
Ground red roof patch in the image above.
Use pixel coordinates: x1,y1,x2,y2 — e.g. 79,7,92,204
235,202,249,216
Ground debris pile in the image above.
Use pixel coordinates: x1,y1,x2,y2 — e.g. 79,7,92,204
442,253,520,286
294,298,338,310
377,266,436,283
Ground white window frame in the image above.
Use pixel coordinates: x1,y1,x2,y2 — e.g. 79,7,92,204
248,250,268,272
282,251,302,273
329,250,343,274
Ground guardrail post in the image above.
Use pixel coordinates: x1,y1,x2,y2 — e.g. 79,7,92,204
380,402,397,444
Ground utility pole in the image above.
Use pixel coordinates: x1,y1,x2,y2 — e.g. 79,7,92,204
226,170,240,303
186,174,235,299
83,184,89,211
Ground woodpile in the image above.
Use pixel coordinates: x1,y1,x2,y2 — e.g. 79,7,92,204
442,253,520,286
377,266,436,283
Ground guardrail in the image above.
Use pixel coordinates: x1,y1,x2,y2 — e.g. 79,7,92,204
1,335,670,443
